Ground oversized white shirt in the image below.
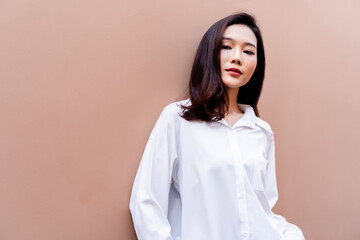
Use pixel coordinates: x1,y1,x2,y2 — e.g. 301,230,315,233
129,99,305,240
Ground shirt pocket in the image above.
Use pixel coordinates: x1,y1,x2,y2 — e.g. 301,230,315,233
244,156,268,192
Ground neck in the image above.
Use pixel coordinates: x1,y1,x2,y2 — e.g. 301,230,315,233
225,87,242,114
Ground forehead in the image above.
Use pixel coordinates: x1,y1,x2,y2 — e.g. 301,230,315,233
222,24,257,45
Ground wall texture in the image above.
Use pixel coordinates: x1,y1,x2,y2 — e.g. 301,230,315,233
0,0,359,239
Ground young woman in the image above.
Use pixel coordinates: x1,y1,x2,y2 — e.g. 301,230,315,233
129,12,305,240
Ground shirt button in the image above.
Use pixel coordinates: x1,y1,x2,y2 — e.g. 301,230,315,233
236,192,246,199
242,232,249,238
239,193,246,199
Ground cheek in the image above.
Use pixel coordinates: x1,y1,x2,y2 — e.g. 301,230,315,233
247,58,257,72
220,52,231,67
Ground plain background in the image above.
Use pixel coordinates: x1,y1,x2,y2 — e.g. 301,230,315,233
1,0,359,239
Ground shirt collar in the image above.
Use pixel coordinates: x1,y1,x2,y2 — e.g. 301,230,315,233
236,104,274,134
179,98,257,129
235,103,256,129
218,103,256,129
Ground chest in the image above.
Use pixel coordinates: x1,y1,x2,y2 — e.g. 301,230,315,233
175,120,270,193
178,120,269,169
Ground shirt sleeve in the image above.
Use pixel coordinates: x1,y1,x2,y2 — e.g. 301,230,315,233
264,133,306,240
129,104,179,240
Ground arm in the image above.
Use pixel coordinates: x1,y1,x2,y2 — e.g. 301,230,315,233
129,105,179,240
264,134,305,240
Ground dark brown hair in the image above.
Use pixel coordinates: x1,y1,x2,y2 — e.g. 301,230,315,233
180,12,265,121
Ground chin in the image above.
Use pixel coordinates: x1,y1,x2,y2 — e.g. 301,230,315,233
223,79,248,89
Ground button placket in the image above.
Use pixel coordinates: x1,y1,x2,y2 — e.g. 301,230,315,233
229,130,241,186
230,129,250,239
231,130,244,199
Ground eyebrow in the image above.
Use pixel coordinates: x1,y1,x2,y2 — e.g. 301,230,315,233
222,37,257,48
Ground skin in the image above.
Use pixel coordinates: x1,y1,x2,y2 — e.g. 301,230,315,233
220,24,258,127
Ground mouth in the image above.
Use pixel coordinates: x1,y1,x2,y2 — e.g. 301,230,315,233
225,68,242,76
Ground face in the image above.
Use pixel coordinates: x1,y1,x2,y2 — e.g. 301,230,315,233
220,24,258,90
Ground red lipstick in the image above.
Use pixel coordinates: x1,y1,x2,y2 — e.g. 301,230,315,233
225,68,242,75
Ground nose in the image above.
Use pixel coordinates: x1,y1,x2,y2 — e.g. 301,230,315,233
230,47,242,65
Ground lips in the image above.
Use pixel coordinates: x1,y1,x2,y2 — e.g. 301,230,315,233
225,68,242,74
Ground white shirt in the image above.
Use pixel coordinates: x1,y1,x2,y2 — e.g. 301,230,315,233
129,99,305,240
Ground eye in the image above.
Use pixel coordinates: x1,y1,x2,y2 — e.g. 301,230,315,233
221,45,231,50
244,50,255,55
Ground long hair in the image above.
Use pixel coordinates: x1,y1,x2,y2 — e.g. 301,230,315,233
180,12,265,121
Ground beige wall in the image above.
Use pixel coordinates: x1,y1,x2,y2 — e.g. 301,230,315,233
1,0,359,239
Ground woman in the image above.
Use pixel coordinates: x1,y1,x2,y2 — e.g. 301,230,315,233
129,12,305,240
